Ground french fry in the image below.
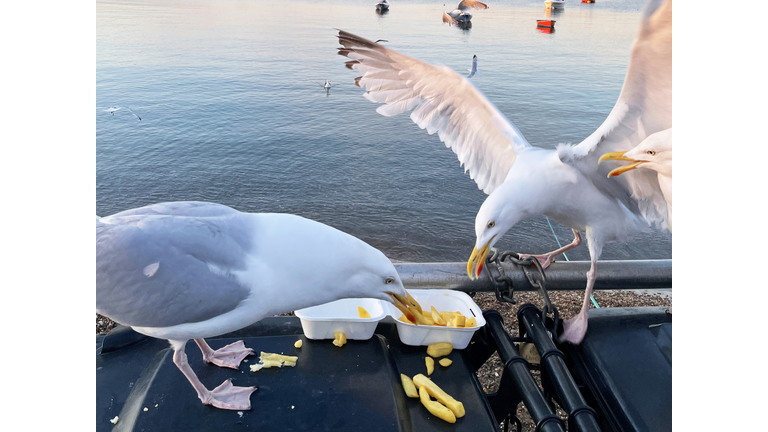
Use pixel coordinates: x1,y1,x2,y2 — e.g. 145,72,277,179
400,374,419,398
357,306,371,318
439,311,456,323
333,331,347,347
439,358,453,367
398,313,413,324
431,306,447,326
413,374,465,418
250,352,299,371
260,352,298,365
294,339,303,348
465,317,477,327
426,342,453,358
451,315,465,328
406,290,423,314
422,313,435,326
425,356,435,375
419,386,456,423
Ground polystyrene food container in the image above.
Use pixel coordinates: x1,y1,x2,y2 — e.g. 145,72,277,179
295,298,387,341
386,289,486,349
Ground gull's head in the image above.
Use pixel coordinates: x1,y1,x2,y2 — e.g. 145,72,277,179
599,129,672,177
467,185,522,280
338,239,422,323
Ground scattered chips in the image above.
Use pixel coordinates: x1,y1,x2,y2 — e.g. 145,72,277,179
250,352,298,372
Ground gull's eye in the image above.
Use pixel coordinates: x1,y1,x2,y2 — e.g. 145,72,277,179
385,278,394,284
487,221,496,229
647,150,656,156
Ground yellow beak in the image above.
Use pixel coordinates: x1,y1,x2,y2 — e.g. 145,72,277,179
598,151,647,177
388,291,426,325
467,238,493,280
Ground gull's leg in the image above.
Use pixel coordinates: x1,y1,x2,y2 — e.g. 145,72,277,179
519,229,582,269
195,338,254,370
171,340,257,410
560,259,595,345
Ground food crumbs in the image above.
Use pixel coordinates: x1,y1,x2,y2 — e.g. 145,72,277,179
238,411,244,418
291,405,295,409
294,339,303,348
143,407,148,412
110,416,119,425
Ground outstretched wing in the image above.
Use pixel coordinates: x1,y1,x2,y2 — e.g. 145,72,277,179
337,30,530,195
561,0,672,227
457,0,488,11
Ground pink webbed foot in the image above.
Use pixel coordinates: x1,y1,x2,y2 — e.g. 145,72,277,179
518,253,556,270
561,309,589,345
201,379,258,411
197,340,254,370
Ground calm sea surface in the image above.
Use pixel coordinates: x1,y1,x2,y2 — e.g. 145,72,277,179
96,0,671,263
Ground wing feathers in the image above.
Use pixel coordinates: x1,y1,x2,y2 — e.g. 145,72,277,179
337,30,528,194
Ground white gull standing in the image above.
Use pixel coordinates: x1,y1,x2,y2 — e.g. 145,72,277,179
96,201,418,410
336,0,671,344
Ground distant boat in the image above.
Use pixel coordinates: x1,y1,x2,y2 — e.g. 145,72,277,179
545,0,565,9
537,19,556,29
376,0,389,11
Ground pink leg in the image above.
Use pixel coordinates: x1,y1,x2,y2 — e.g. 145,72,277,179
519,229,582,269
560,257,596,345
173,343,257,410
195,339,254,370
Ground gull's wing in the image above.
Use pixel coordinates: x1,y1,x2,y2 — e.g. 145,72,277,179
457,0,488,11
337,30,530,194
442,11,458,25
96,205,254,328
125,106,142,121
561,0,671,227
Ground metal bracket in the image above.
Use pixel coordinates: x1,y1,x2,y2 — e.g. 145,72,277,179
484,249,562,343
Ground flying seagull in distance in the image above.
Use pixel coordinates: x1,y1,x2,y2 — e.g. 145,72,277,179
442,0,489,26
467,55,479,78
336,0,671,344
97,105,142,121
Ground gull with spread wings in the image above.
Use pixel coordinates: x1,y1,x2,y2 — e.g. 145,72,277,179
442,0,489,26
336,0,671,344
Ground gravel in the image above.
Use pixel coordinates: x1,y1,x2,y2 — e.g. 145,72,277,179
96,289,670,431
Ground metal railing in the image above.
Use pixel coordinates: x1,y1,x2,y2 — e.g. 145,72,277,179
394,259,671,292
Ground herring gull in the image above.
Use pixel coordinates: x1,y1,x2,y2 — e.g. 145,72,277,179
97,105,141,121
600,128,672,232
442,0,488,26
96,201,419,410
467,55,479,78
336,0,671,344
